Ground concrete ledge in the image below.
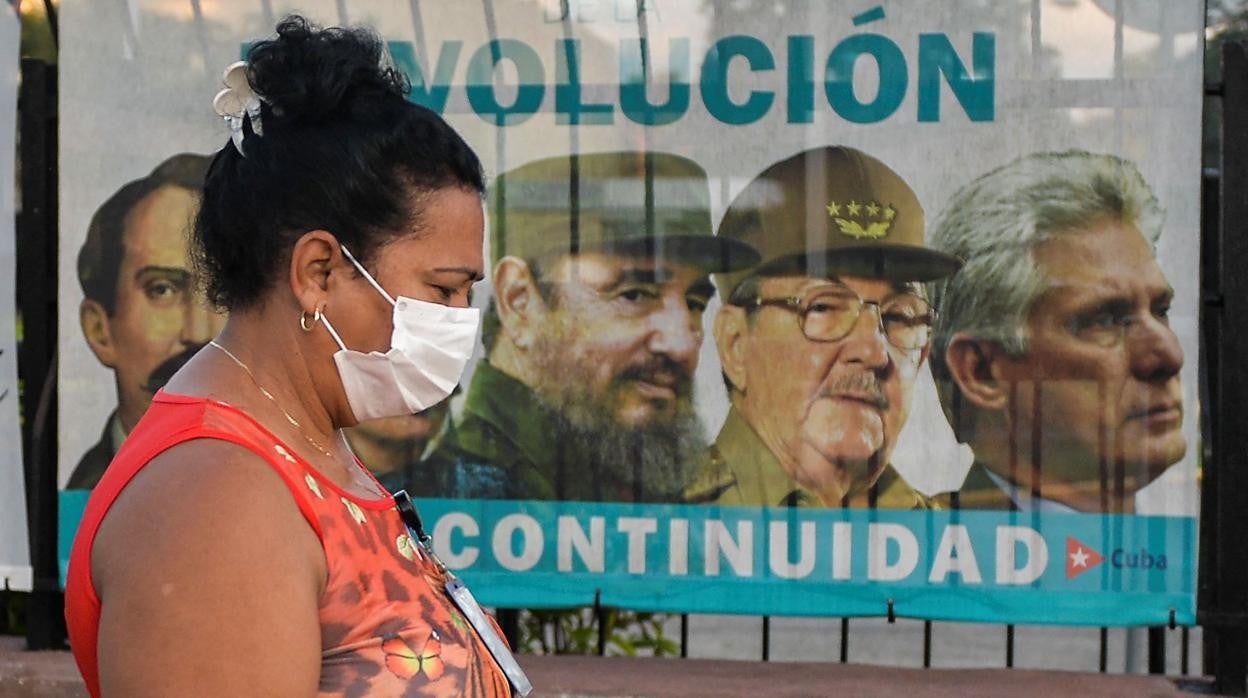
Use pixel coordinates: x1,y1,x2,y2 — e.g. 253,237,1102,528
0,636,1222,697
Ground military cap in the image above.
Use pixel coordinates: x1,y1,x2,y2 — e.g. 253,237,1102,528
714,146,962,296
490,151,759,273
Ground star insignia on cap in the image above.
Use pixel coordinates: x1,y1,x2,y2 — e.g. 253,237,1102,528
827,198,893,239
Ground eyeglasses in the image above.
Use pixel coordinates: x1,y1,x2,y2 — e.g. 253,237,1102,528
737,285,934,350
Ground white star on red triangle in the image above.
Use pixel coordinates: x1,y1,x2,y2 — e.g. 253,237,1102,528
1070,547,1090,568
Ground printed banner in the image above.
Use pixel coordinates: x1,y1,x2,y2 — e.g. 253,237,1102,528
58,1,1203,626
1,0,31,592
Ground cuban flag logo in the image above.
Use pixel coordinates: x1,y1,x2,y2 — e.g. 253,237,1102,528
1066,537,1105,579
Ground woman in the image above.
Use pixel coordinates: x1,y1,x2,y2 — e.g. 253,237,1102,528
65,16,517,697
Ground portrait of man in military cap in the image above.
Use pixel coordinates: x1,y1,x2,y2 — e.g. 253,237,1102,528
421,151,759,502
929,151,1185,513
68,153,226,489
684,146,962,509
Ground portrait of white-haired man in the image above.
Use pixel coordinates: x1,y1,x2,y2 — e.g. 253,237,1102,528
929,150,1186,513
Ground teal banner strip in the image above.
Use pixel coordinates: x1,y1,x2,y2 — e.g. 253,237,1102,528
59,493,1195,626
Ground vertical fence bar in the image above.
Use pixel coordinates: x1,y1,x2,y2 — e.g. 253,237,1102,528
923,621,932,668
680,613,688,658
498,609,520,651
1148,627,1165,674
761,616,770,661
1203,37,1248,698
1098,628,1108,673
594,592,606,656
1198,146,1221,690
1005,625,1014,668
17,58,61,651
839,618,849,663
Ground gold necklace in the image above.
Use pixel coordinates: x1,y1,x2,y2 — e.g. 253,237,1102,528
208,340,336,459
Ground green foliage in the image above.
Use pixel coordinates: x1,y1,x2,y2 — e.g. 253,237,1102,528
518,608,679,657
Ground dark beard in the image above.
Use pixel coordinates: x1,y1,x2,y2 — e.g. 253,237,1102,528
540,401,705,502
530,347,706,502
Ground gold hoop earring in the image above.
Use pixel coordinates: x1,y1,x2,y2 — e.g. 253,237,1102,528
300,309,321,332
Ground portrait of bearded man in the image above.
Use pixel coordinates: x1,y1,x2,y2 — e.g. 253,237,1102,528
421,151,758,502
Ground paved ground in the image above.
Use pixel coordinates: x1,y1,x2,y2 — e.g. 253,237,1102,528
523,655,1218,697
0,635,1228,698
0,637,87,698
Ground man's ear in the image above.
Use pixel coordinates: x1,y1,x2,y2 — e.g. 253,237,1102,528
714,305,749,394
80,298,118,368
916,337,932,368
493,256,545,350
945,333,1010,411
289,230,339,315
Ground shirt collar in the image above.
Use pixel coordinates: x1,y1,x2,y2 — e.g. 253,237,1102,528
982,467,1078,513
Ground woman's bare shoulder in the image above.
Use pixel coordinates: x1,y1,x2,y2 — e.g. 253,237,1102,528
91,438,327,697
93,437,324,593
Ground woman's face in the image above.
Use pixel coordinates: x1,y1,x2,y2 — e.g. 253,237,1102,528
325,186,485,354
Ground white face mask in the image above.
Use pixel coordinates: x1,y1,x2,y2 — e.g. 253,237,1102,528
320,245,480,422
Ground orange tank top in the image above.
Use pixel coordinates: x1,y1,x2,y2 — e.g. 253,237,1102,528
65,391,511,697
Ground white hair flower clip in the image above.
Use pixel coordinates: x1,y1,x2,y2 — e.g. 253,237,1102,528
212,61,264,156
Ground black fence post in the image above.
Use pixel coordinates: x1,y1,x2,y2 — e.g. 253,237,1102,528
1147,627,1165,675
1201,38,1248,697
1198,164,1221,689
16,58,62,651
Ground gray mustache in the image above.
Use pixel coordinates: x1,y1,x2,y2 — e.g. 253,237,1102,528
820,372,890,410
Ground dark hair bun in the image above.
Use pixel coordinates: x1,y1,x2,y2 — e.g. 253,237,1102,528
246,15,410,128
194,15,484,311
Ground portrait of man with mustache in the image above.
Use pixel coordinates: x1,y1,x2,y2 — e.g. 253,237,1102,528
685,146,962,509
420,151,758,502
68,153,226,489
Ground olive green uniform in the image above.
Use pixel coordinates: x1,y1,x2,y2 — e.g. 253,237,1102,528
684,408,932,509
948,462,1012,510
420,361,630,501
